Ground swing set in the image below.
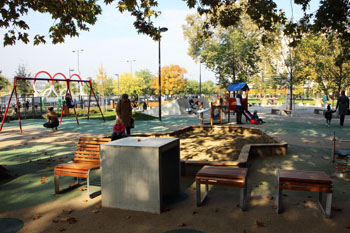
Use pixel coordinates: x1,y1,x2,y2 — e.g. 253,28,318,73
0,71,105,133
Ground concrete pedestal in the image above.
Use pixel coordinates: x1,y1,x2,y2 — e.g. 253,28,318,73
100,137,180,214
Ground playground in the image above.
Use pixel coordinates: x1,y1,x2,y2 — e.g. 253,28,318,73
1,101,350,232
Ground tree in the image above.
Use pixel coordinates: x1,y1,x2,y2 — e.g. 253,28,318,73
183,13,260,86
117,73,146,97
183,80,199,95
0,73,11,93
151,65,187,95
15,64,33,95
294,33,350,98
96,65,108,98
3,0,350,48
201,81,216,95
134,69,154,95
83,77,99,95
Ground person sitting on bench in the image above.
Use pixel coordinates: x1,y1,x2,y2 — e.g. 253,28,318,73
111,118,126,141
43,107,59,131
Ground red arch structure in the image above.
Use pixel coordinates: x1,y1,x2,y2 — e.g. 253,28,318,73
0,71,105,133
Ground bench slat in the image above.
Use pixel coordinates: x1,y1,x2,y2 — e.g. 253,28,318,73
197,166,247,179
279,184,332,193
280,181,332,188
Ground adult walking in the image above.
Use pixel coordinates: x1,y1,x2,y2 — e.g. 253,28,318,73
235,92,244,124
116,94,133,135
336,90,349,127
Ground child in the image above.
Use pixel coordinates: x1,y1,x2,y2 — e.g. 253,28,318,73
252,110,264,124
43,107,59,131
324,104,336,127
111,118,126,141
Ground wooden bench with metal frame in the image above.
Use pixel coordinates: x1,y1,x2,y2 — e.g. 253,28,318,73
196,166,248,211
314,108,325,114
276,169,333,218
271,108,280,114
54,137,110,198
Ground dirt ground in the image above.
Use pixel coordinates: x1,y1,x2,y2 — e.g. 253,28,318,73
179,127,274,161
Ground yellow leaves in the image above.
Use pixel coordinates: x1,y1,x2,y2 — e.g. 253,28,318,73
151,65,187,95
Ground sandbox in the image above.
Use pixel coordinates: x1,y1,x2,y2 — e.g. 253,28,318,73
135,125,288,175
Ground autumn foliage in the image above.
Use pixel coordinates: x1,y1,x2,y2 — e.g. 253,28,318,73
151,65,187,95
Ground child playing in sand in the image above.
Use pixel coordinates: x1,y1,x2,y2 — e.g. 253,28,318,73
324,104,336,127
111,118,126,141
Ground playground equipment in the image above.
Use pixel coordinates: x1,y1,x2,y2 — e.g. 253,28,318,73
0,71,105,133
331,131,350,177
227,82,259,125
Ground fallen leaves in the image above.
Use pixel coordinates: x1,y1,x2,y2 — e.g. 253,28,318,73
192,210,197,214
212,208,218,213
63,209,73,214
91,210,99,214
40,177,48,184
32,215,41,220
256,220,264,227
125,216,131,220
58,227,66,231
82,200,88,203
177,222,186,227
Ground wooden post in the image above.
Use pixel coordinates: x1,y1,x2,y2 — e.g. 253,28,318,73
220,101,223,125
210,102,213,126
332,131,336,162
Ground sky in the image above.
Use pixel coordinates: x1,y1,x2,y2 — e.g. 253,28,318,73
0,0,320,84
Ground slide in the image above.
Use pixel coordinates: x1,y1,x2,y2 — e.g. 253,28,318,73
243,110,259,124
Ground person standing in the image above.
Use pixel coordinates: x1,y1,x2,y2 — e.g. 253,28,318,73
336,90,349,127
322,95,328,108
235,92,244,124
116,94,133,135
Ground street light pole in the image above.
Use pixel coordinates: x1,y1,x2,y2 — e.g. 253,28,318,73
158,27,168,121
114,74,119,98
72,49,84,75
68,68,74,78
126,60,136,76
199,62,202,98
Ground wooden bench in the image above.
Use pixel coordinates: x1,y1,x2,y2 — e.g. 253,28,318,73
314,108,324,114
271,108,280,114
276,169,333,218
54,137,111,198
282,109,292,116
196,166,248,211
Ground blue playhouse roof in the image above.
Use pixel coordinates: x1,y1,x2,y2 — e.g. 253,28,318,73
227,83,250,91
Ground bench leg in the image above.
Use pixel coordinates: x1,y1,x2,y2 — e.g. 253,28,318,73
88,167,101,199
240,182,247,211
276,172,282,214
196,182,208,206
54,174,60,194
318,192,332,218
54,174,80,194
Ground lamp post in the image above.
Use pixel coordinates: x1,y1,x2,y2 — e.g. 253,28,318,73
126,60,136,76
68,68,74,78
158,27,168,121
199,62,202,98
114,74,120,98
72,49,84,75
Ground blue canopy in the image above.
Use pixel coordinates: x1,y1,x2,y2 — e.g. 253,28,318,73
227,82,250,92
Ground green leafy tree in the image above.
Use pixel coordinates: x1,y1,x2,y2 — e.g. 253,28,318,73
15,64,33,95
104,77,115,96
83,77,99,95
201,81,216,95
3,1,350,48
0,73,11,93
183,13,260,86
183,80,199,95
294,33,350,98
135,69,154,95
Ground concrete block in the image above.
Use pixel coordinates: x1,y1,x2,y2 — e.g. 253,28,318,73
100,137,180,214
